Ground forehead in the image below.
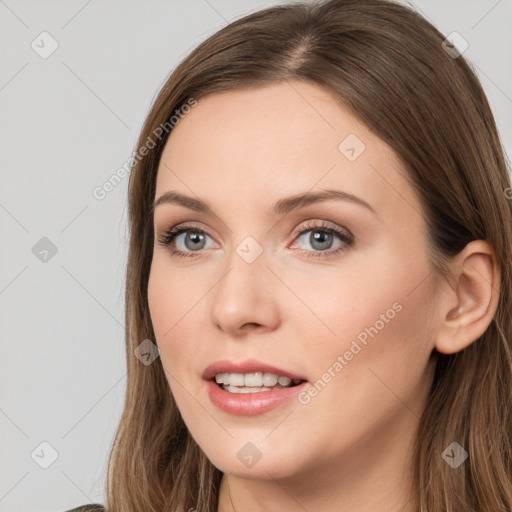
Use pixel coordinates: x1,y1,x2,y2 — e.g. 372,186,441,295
155,81,422,223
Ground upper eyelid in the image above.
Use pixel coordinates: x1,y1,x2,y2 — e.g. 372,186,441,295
161,219,347,234
294,219,352,236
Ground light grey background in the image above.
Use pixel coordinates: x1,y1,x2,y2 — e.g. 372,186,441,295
1,1,511,511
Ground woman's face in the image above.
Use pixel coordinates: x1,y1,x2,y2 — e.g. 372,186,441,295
148,81,438,481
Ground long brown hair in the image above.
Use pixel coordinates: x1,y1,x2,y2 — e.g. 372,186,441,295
103,0,512,510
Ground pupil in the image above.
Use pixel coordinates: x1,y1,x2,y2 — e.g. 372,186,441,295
311,231,332,250
186,232,205,250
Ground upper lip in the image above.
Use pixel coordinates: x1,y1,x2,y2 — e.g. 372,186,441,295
202,359,307,381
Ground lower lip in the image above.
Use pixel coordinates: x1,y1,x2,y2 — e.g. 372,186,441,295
205,379,308,416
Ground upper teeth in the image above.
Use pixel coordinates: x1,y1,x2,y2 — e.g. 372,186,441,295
214,372,301,387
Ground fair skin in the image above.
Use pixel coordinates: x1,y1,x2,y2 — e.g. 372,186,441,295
147,81,499,512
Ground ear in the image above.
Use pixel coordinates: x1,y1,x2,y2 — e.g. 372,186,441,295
434,240,500,355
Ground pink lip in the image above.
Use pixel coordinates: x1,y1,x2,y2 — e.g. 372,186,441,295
201,359,307,382
205,379,309,416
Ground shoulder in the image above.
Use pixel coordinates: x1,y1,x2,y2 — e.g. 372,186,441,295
63,505,105,512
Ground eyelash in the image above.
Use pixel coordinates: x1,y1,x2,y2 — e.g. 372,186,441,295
156,220,354,260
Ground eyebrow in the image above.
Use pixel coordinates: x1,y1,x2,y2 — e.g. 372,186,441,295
152,189,376,217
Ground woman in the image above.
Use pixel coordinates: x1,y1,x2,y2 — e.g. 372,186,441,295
67,0,512,510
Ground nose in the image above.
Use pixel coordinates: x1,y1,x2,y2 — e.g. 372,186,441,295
209,247,281,336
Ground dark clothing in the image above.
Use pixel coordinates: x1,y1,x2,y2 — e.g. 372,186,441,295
64,505,105,512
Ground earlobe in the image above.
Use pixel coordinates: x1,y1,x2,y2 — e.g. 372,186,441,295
434,240,500,355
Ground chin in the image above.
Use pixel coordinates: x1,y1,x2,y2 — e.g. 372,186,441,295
199,439,309,480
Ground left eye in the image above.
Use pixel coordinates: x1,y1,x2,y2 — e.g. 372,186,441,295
295,228,343,251
290,222,353,257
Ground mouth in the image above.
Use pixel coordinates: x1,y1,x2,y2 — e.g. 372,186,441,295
212,372,306,394
202,360,309,414
204,372,309,416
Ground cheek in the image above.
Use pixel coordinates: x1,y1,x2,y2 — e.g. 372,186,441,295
147,260,203,374
300,261,434,427
291,296,433,462
147,272,202,417
292,244,434,384
148,254,208,330
147,262,171,342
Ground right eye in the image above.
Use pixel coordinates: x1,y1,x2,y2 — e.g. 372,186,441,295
157,225,216,259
